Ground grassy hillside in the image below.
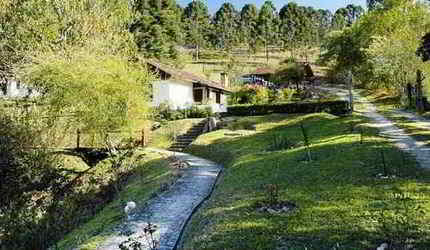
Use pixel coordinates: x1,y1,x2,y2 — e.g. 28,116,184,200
181,113,430,250
55,150,174,250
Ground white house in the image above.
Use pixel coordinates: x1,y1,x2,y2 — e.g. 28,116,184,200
148,61,231,113
0,80,39,99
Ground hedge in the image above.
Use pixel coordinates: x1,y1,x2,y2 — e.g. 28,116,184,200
226,100,350,116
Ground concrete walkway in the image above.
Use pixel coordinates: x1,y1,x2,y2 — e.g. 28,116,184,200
98,149,222,250
319,86,430,169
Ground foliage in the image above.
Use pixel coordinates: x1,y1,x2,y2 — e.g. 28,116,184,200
257,1,279,60
17,47,153,144
0,112,64,248
130,0,182,59
182,0,212,59
227,100,349,116
154,104,213,122
213,2,240,50
267,134,295,151
277,88,297,102
323,0,430,92
274,63,306,89
240,4,259,54
0,0,134,79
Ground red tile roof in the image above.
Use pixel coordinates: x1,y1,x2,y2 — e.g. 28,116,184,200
147,60,231,92
250,67,276,75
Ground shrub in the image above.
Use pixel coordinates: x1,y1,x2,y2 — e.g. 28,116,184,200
154,104,213,122
277,88,296,102
229,85,274,105
0,112,65,248
255,86,270,104
227,100,349,116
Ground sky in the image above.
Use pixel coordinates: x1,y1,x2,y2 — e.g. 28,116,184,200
177,0,367,14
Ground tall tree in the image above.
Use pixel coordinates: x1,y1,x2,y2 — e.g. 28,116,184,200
240,4,259,54
183,0,211,60
130,0,182,59
367,0,384,10
257,0,278,63
332,4,364,29
214,2,239,50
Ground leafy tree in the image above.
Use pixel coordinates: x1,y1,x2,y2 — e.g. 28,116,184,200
279,2,302,57
130,0,182,59
367,0,385,10
183,0,211,60
257,0,278,63
332,4,364,29
17,47,153,142
0,112,66,248
213,2,240,50
323,0,430,92
240,4,259,54
0,0,134,81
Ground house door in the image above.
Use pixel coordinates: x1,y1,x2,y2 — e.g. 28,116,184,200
193,89,203,103
216,92,221,104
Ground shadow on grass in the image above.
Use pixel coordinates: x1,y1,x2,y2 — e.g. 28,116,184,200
182,113,430,249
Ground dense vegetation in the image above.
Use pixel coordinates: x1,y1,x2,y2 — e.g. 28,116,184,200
322,0,430,95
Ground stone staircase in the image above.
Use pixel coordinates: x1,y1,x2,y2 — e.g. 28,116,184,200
168,119,208,152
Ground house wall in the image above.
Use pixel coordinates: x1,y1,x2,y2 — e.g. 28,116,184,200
152,80,193,109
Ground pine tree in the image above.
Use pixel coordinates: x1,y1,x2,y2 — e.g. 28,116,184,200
130,0,182,59
257,0,278,63
214,2,239,51
183,0,211,60
240,4,259,54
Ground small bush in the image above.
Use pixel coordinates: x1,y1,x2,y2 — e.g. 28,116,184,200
227,101,349,116
267,134,295,151
277,88,296,102
154,104,213,122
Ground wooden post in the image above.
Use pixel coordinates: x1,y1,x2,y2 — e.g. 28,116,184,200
76,129,81,149
348,71,354,113
416,69,425,113
141,129,146,147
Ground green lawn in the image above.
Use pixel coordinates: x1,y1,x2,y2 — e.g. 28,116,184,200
55,150,174,250
360,89,430,147
181,113,430,250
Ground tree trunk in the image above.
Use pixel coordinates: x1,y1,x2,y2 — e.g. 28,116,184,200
416,69,425,113
407,83,412,108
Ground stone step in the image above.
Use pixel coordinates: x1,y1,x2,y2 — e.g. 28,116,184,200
176,139,194,143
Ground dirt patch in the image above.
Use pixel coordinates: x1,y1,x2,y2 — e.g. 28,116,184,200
255,201,297,215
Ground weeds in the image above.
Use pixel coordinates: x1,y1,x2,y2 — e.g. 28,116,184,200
265,184,280,206
370,191,426,248
119,222,159,250
267,134,295,151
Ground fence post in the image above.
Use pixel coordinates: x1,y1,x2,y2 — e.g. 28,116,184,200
76,129,81,149
141,129,146,147
348,70,354,113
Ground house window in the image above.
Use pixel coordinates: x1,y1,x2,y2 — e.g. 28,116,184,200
194,89,203,103
216,92,221,104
